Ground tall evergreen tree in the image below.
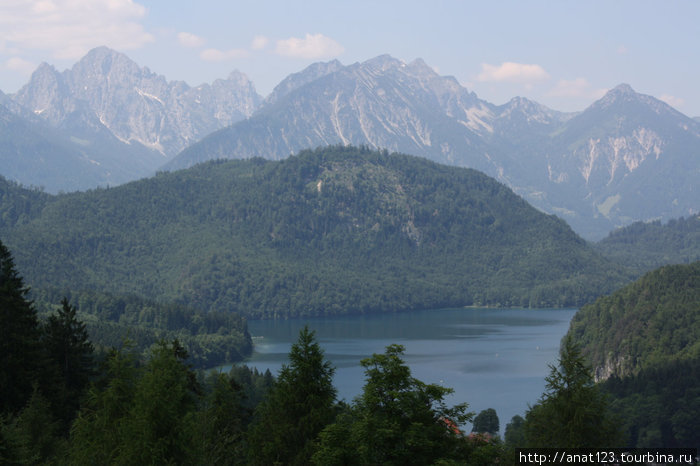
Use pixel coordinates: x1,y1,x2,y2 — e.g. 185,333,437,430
523,335,623,447
120,339,201,464
69,340,201,464
42,297,94,427
248,326,337,465
68,345,140,465
1,386,66,464
0,240,45,415
199,373,249,465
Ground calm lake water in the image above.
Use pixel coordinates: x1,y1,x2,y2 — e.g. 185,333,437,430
224,307,577,433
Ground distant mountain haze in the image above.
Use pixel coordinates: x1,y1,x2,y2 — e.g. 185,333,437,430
3,47,261,191
2,47,698,239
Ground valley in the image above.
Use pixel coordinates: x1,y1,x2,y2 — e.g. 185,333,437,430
0,45,698,459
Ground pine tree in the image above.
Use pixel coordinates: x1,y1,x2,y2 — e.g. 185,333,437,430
248,326,337,465
42,297,94,427
69,340,201,464
0,240,45,415
68,345,139,465
523,335,623,447
199,373,249,465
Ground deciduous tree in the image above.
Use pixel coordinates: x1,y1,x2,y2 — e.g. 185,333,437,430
313,344,473,465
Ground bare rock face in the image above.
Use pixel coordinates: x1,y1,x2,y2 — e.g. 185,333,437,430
4,50,698,239
13,46,262,158
171,59,699,239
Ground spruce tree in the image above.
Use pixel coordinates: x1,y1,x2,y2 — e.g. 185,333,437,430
69,340,201,464
42,297,94,427
119,340,201,464
199,373,249,465
0,240,44,415
523,335,623,447
68,346,140,465
248,326,337,465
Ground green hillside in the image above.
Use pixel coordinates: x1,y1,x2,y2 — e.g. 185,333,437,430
2,146,627,318
568,261,700,378
567,262,700,447
594,215,700,275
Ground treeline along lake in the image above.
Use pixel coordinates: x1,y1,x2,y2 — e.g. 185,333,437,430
221,307,577,434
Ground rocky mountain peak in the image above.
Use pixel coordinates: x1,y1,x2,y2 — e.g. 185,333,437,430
595,83,643,110
585,82,694,126
497,96,561,124
224,70,255,87
406,58,435,76
265,59,343,105
610,83,635,95
360,54,405,72
10,46,262,158
14,62,67,124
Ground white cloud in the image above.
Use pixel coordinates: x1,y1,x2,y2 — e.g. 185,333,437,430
659,94,684,109
0,0,153,59
251,35,268,51
548,78,606,99
477,62,549,83
4,56,35,73
275,33,344,59
178,32,205,48
200,48,249,62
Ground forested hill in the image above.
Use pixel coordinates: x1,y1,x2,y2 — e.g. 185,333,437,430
568,261,700,381
566,261,700,447
594,215,700,275
2,146,627,318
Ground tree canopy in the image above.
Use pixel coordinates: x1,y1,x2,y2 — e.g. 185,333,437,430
247,326,337,465
523,335,622,448
313,344,474,465
2,146,628,319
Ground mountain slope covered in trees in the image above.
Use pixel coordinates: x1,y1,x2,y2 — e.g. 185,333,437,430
594,215,700,275
567,261,700,447
1,146,627,318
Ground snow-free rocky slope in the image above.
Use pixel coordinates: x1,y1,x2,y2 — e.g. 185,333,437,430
5,47,261,191
3,49,698,238
170,58,699,239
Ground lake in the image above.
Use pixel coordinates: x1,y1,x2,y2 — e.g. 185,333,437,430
224,307,577,434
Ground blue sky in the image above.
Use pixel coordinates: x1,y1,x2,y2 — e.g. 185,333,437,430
1,0,699,116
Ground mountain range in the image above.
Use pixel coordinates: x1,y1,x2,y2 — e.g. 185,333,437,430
1,46,261,191
1,47,698,239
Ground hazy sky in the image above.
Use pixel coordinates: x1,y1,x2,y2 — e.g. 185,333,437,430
1,0,699,116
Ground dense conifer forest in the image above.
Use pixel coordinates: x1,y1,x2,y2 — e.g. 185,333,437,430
568,261,700,447
1,146,628,321
594,215,700,275
1,237,626,463
2,244,698,462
